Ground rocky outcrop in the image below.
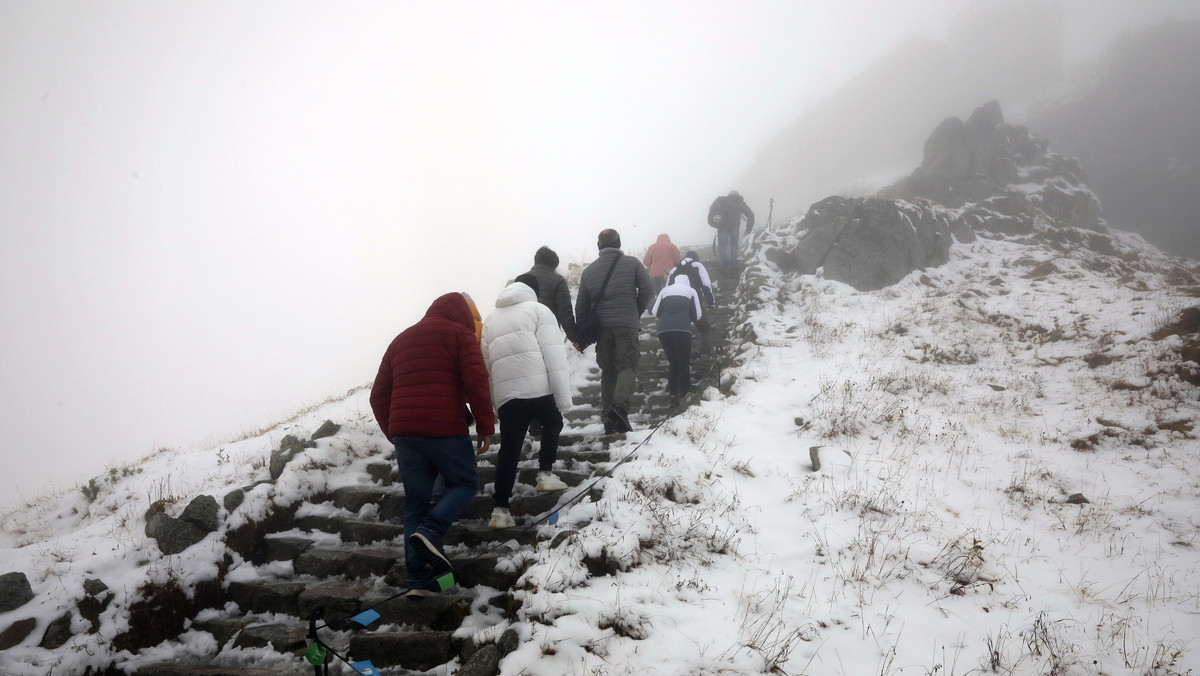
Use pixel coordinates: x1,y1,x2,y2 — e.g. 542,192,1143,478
145,494,220,555
761,101,1110,291
886,100,1104,233
779,196,974,291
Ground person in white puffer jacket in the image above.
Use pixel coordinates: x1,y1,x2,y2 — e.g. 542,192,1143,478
480,274,574,529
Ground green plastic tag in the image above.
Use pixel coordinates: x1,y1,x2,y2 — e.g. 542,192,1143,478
305,642,327,665
435,572,455,591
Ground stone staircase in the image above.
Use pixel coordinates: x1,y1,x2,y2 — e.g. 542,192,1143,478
132,255,740,676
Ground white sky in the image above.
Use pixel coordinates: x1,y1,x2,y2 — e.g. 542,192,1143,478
0,0,1193,507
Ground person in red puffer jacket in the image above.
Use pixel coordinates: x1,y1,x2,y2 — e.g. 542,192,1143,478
370,291,495,596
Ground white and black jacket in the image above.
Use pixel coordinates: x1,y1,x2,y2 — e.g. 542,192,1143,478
651,276,703,334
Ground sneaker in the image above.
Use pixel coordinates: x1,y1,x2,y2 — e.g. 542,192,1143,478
606,406,632,434
403,579,439,599
536,471,568,492
488,507,516,529
408,531,452,576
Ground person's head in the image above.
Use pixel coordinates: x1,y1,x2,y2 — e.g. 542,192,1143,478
685,250,700,261
513,273,540,297
728,189,741,198
534,246,559,269
597,229,621,251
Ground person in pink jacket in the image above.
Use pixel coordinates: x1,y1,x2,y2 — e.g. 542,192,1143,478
642,233,682,296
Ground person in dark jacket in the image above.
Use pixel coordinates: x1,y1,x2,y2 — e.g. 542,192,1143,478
370,292,495,597
707,190,755,272
651,275,703,410
574,229,654,433
527,246,577,342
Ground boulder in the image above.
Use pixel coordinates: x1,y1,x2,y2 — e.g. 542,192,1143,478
179,494,220,533
311,420,341,440
270,435,316,480
145,502,207,555
790,196,970,291
40,612,72,650
0,617,36,650
0,572,34,612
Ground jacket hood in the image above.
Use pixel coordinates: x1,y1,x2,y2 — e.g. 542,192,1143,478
425,292,478,336
669,275,694,289
656,234,672,243
495,281,537,309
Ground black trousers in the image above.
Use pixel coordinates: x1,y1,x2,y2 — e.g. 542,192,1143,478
494,395,563,508
658,331,692,397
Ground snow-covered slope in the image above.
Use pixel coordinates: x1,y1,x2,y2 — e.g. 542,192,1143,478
2,223,1199,675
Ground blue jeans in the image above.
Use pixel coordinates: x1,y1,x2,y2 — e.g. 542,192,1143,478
717,226,739,267
393,435,479,583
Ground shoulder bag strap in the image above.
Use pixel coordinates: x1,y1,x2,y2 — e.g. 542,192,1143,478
591,252,622,308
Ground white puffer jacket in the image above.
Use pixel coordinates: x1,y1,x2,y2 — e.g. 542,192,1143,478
480,282,573,412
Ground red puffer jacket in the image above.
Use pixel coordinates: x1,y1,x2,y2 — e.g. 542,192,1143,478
370,293,496,439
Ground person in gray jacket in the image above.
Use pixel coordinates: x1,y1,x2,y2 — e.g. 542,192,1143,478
527,246,577,343
574,229,654,433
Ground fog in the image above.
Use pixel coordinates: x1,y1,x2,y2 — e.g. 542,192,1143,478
0,1,1191,508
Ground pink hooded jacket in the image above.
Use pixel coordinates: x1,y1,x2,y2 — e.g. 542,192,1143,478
642,234,682,279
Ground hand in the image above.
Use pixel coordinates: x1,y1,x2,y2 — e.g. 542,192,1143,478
475,434,491,454
572,342,583,352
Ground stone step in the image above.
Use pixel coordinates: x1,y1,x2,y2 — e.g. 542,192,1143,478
349,630,457,671
225,557,522,623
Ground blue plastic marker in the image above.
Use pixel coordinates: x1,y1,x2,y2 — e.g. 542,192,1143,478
348,609,381,627
548,511,559,525
349,660,379,675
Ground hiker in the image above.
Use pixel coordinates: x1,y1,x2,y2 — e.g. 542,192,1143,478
652,274,704,410
642,233,682,297
670,250,716,309
527,246,578,343
669,250,717,353
369,292,495,597
574,228,654,434
707,190,755,272
480,273,573,529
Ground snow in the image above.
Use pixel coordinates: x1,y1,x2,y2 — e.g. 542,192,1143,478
2,228,1199,675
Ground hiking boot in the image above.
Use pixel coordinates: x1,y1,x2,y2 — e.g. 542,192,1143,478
668,395,679,411
408,531,452,576
488,507,516,529
606,406,632,434
603,421,616,435
536,471,568,492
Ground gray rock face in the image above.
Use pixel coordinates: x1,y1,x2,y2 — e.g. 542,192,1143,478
888,100,1104,233
0,572,34,612
269,434,316,480
40,612,72,649
0,617,36,650
144,501,209,555
788,196,972,291
760,100,1111,292
179,495,220,532
311,420,341,440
